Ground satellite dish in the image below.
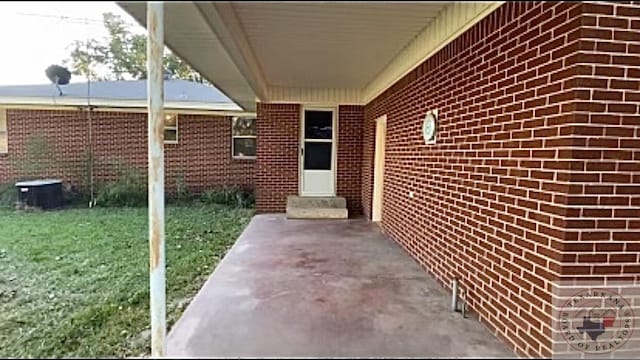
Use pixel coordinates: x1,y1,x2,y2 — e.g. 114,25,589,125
45,64,71,96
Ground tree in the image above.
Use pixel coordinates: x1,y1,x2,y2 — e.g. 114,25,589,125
64,12,205,82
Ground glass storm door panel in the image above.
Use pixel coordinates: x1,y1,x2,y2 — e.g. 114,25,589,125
301,110,335,196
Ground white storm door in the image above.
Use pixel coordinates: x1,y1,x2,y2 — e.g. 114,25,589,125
301,109,335,196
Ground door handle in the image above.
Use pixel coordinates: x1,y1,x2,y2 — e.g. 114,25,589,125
301,147,304,156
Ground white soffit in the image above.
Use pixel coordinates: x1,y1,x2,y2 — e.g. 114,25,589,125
231,2,450,89
119,2,503,106
362,1,504,103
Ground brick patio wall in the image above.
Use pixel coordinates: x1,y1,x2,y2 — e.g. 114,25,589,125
0,109,255,193
337,105,364,216
361,1,640,357
255,103,300,213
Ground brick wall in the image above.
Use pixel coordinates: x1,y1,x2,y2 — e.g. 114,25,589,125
361,1,640,357
337,105,364,215
0,109,254,193
255,103,300,212
557,2,640,280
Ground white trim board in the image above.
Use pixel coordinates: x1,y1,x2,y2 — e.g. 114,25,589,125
0,104,255,117
372,115,387,222
0,96,242,112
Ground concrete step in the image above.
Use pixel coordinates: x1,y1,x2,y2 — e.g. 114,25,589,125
286,196,348,219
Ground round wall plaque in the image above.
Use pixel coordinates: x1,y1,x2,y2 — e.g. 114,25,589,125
423,110,437,144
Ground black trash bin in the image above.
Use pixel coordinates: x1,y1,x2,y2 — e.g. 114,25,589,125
15,179,64,210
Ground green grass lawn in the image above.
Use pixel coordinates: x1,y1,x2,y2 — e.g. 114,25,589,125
0,204,253,358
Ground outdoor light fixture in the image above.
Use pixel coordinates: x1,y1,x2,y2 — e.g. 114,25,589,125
422,109,437,144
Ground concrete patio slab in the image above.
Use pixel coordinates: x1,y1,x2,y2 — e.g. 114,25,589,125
168,214,513,358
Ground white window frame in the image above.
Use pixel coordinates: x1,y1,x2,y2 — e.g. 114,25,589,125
0,108,7,154
232,117,256,159
164,113,178,145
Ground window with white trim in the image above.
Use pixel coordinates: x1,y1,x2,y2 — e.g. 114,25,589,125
232,117,256,158
0,108,7,154
164,113,178,144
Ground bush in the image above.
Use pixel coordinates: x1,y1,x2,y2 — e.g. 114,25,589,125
96,182,147,207
95,168,147,207
88,160,254,209
200,186,254,208
0,183,18,208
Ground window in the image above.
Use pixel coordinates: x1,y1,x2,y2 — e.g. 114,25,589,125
232,117,256,158
164,113,178,144
0,108,7,154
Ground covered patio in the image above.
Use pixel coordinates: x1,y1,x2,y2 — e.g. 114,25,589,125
113,1,640,356
167,215,511,357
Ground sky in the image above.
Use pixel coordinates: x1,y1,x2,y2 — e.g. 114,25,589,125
0,1,143,85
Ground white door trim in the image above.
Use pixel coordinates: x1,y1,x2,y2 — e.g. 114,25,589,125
372,115,387,222
299,106,337,197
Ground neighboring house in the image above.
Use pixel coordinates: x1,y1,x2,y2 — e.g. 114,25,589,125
0,79,257,193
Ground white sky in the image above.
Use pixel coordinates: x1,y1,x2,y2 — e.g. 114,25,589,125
0,1,143,85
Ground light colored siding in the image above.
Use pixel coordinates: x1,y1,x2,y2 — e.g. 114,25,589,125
362,2,504,103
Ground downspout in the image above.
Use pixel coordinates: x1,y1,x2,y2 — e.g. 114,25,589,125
87,68,95,208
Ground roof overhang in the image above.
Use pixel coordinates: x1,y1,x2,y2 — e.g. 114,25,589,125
118,1,503,107
118,1,264,112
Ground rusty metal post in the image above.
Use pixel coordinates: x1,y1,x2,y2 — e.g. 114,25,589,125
147,2,166,357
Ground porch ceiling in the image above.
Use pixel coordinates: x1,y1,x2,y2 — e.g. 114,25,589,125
230,2,449,89
118,2,499,109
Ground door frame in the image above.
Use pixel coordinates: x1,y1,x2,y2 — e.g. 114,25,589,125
372,115,387,222
299,106,338,197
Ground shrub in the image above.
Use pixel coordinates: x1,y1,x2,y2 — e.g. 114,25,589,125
95,167,147,207
200,186,254,208
96,182,146,207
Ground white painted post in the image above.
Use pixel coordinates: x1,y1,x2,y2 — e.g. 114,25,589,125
147,2,166,357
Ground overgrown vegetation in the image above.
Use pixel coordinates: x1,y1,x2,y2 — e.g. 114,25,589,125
7,134,255,209
0,204,253,357
1,136,256,356
95,164,147,207
92,166,255,209
200,186,255,209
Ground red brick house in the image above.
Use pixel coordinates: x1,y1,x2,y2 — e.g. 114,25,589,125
0,79,257,193
37,1,640,357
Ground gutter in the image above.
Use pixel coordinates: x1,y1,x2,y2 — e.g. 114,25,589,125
0,96,243,112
